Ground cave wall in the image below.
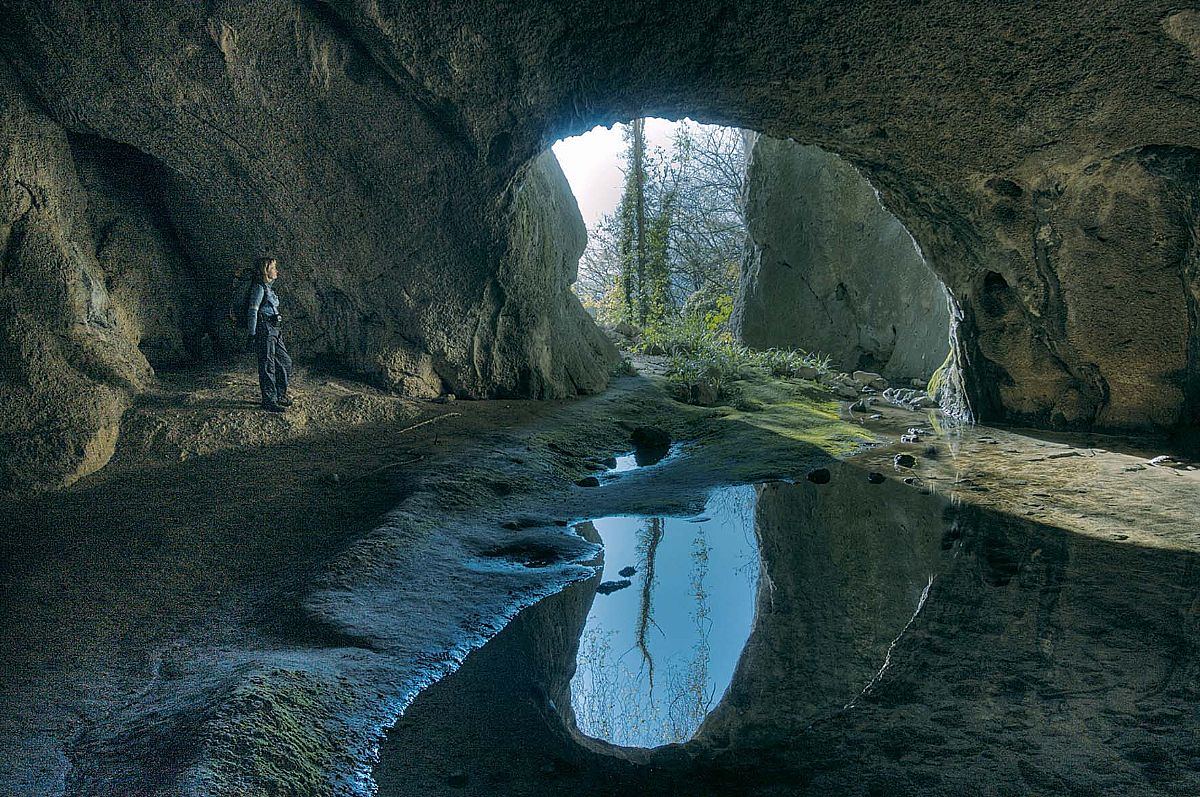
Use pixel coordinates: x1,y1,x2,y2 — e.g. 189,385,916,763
0,68,151,493
3,0,1200,494
736,135,951,381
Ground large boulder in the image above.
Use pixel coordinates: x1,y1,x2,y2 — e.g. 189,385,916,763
736,137,951,381
0,70,151,494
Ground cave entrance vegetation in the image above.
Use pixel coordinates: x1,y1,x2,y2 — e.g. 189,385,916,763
555,117,956,397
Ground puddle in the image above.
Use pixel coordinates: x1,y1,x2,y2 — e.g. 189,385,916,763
378,459,1200,795
569,486,759,748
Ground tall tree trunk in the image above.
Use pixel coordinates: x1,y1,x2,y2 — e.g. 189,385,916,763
632,118,648,326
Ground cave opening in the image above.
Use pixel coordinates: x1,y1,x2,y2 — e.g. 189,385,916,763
549,118,959,412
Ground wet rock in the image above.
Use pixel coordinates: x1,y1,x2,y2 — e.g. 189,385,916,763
867,471,886,484
574,476,601,488
618,566,637,578
601,456,618,469
806,467,832,484
894,453,918,468
596,579,632,595
630,426,671,449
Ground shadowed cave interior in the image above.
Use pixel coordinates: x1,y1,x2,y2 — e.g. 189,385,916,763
1,2,1200,796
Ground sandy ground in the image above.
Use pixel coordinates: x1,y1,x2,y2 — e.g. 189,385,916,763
2,358,1197,795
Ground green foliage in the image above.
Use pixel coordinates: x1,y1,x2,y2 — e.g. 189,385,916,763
704,293,734,332
752,347,831,378
635,316,829,405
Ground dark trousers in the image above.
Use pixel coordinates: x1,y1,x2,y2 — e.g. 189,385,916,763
256,327,292,405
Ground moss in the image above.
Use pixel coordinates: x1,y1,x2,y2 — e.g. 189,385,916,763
719,377,876,456
190,669,359,796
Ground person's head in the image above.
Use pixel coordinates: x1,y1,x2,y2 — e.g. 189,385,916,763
255,256,279,284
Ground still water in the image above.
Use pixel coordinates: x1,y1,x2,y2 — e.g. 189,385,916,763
570,486,759,748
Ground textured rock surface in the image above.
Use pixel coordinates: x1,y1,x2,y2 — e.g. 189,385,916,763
0,69,150,494
3,0,1200,494
737,136,950,380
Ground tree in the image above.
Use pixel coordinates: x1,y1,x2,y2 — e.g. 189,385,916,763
574,119,747,331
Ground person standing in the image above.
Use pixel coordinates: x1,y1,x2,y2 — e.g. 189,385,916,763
245,256,293,412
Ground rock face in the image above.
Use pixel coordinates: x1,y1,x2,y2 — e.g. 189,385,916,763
3,0,1200,493
737,137,951,381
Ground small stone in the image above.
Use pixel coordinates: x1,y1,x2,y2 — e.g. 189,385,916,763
602,456,618,469
1046,450,1081,459
618,566,637,577
575,476,601,487
867,471,885,484
900,434,922,444
836,385,860,399
852,370,883,385
806,467,831,484
894,453,917,468
796,365,820,380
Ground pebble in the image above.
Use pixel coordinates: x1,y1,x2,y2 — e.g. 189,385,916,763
575,476,601,488
867,471,886,484
894,453,917,468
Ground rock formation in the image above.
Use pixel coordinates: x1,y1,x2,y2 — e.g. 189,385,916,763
2,0,1199,493
737,136,951,381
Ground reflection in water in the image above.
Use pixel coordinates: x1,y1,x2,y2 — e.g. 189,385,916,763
571,486,759,748
379,462,1200,795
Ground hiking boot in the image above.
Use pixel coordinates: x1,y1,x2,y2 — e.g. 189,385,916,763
262,401,287,413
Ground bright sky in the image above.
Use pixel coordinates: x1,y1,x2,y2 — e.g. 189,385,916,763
552,118,686,230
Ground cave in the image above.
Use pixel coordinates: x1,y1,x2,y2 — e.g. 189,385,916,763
2,2,1199,796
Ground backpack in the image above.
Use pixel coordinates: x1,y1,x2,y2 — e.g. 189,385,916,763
227,268,258,330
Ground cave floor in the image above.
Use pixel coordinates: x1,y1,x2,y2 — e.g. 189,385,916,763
2,360,1198,795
